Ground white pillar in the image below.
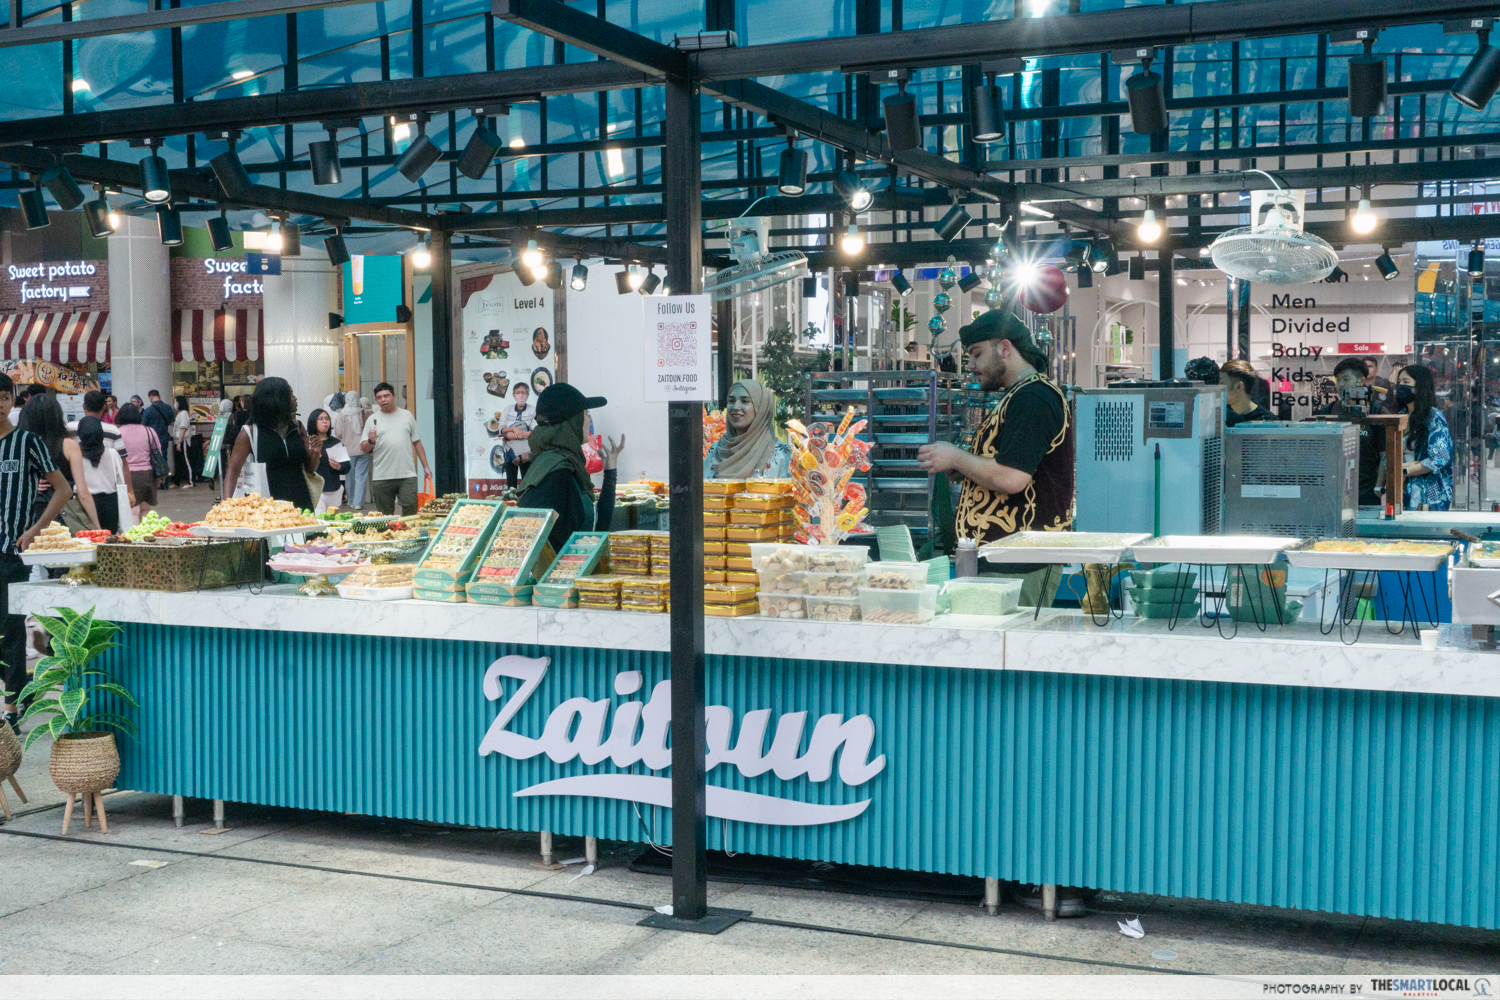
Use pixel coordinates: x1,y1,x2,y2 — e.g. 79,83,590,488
261,257,340,419
106,215,171,402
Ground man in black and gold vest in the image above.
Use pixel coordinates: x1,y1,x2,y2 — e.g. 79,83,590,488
918,309,1075,608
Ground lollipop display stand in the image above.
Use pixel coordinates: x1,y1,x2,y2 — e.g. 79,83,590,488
785,406,872,544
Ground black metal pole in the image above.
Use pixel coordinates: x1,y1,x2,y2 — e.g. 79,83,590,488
1236,275,1251,361
429,232,462,495
716,296,733,409
1157,249,1174,380
663,73,708,925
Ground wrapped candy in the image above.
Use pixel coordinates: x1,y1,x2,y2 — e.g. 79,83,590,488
786,404,874,546
703,407,726,458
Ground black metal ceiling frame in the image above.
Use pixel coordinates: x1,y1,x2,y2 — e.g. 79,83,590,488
1,0,1498,257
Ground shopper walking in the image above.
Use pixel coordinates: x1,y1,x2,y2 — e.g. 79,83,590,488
0,373,71,733
117,403,162,522
1397,363,1454,511
332,392,370,509
19,394,101,532
360,381,431,516
308,408,345,512
171,395,195,489
224,376,320,511
143,389,174,486
77,416,132,535
66,390,125,455
102,395,119,423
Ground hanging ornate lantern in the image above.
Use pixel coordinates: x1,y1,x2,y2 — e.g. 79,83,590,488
937,256,957,290
927,314,946,335
984,286,1005,309
933,290,952,314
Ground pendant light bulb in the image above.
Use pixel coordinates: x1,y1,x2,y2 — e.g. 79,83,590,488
522,239,543,268
841,224,864,255
1351,198,1378,235
1137,209,1161,243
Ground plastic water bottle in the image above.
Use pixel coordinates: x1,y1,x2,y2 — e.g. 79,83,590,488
956,537,978,578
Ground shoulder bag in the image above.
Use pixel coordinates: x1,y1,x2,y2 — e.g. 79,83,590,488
233,425,272,498
146,431,168,479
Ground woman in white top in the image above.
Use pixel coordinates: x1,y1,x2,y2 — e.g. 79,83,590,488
171,394,195,489
77,416,134,534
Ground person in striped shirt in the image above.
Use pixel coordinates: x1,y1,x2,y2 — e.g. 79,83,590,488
0,372,73,732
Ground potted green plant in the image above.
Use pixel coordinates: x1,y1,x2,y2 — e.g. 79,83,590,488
19,606,137,834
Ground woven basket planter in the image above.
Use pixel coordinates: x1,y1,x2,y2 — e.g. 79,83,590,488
0,723,20,782
49,732,119,794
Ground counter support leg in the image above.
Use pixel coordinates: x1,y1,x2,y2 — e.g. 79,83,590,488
984,877,1000,915
172,795,184,829
213,798,224,831
1042,884,1058,922
585,835,598,866
540,830,553,867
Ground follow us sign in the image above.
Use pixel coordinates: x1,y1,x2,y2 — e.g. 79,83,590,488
643,294,711,402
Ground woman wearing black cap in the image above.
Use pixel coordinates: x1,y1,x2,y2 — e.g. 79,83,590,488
517,383,625,552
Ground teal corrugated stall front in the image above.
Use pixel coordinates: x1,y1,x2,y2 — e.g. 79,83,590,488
107,624,1500,928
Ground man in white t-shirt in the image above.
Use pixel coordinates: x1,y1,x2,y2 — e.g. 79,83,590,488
65,390,125,453
360,381,432,515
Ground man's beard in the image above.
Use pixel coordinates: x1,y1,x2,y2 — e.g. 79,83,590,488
978,369,1005,392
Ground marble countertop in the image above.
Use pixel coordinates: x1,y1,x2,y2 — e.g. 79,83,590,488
14,582,1500,698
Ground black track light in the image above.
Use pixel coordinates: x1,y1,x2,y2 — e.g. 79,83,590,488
1348,41,1387,118
616,269,634,294
1077,266,1093,289
1325,264,1346,283
802,276,818,298
207,213,234,252
39,165,84,211
832,170,872,211
639,268,662,295
19,186,48,230
516,263,537,287
328,312,344,330
208,149,250,199
309,135,342,186
1469,245,1486,277
544,262,564,290
458,121,503,180
891,271,913,297
1375,251,1399,281
1061,241,1088,272
280,221,301,257
1453,31,1500,111
570,262,588,291
777,143,808,196
1128,255,1145,281
958,270,983,293
842,272,860,297
970,78,1005,144
141,152,173,203
1126,63,1168,135
883,89,922,152
1090,237,1118,274
325,231,350,267
156,205,183,247
396,132,443,182
83,195,113,239
934,202,971,242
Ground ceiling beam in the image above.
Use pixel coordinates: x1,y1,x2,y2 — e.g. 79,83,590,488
493,0,692,79
0,61,649,146
691,0,1496,79
0,0,372,48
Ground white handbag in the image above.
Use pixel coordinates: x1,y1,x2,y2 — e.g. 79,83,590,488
112,451,135,531
233,424,272,498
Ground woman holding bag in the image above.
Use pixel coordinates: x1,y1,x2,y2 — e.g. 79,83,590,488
78,417,133,534
223,377,320,510
116,403,160,521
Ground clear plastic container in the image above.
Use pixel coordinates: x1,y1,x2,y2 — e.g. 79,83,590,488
859,584,939,624
749,543,808,573
802,570,864,598
863,561,930,591
803,546,869,574
806,594,861,622
757,567,803,595
758,593,807,619
943,577,1023,616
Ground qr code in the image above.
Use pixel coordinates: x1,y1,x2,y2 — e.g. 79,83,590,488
656,322,697,368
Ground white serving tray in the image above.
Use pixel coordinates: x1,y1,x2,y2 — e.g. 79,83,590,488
979,531,1152,565
336,583,415,602
1132,535,1300,566
1285,541,1454,573
190,524,320,540
20,546,96,567
267,558,370,577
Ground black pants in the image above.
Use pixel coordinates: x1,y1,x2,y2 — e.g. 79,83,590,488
504,459,529,489
92,491,120,534
0,551,29,707
172,440,194,486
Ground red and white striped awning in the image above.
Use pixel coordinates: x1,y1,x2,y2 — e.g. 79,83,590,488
0,312,109,364
172,309,262,363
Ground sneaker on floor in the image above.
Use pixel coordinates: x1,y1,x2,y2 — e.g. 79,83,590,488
1016,884,1089,918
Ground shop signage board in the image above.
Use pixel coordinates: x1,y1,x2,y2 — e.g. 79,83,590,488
342,255,404,324
2,260,103,309
642,294,711,402
459,270,557,497
201,410,231,477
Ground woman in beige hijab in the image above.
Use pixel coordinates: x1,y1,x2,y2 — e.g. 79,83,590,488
704,378,791,479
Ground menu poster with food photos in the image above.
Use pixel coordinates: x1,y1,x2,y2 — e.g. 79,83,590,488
459,270,557,497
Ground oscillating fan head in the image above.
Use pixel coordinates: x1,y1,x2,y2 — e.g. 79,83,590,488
1209,227,1338,285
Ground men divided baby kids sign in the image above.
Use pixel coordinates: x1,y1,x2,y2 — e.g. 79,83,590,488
643,294,711,402
479,655,885,826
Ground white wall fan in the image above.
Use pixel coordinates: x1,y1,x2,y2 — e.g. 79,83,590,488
1209,172,1339,285
704,218,810,301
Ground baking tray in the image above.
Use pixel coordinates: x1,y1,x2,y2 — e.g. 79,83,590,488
1466,542,1500,568
1285,540,1454,572
20,547,96,567
979,531,1152,565
1131,535,1299,565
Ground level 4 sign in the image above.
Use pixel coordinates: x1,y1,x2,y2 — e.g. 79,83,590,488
644,294,711,402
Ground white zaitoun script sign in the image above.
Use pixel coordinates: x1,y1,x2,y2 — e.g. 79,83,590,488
478,655,885,826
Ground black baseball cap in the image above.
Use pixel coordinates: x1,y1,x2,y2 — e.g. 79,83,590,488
535,382,607,425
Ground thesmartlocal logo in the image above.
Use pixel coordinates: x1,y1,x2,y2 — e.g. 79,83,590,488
477,655,886,826
1368,978,1486,997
